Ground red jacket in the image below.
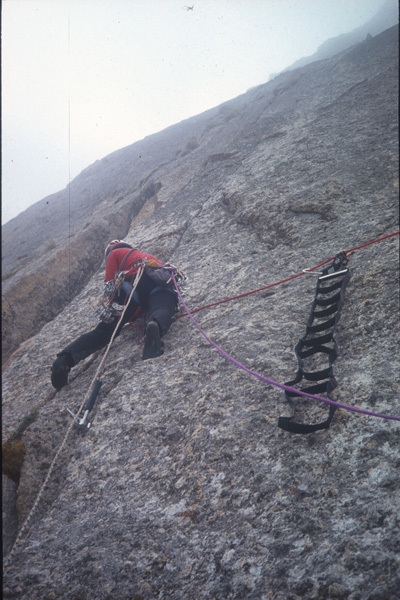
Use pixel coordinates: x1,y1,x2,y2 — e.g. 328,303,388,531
105,248,162,282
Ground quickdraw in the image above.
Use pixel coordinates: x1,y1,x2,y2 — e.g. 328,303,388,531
68,263,146,430
278,251,351,434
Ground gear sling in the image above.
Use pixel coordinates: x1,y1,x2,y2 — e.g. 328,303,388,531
278,252,351,434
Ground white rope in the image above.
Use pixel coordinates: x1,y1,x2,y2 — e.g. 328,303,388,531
4,265,145,567
85,264,145,385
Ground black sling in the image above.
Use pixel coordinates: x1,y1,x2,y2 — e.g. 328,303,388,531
278,252,351,434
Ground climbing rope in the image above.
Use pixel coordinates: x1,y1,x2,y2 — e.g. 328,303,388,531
175,230,399,318
172,276,399,422
171,232,400,424
4,264,145,566
4,233,399,565
67,263,146,428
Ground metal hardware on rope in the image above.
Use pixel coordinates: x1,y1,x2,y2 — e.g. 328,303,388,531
318,268,349,281
303,268,323,275
278,252,351,434
4,265,147,566
4,234,398,566
171,265,400,425
66,379,102,429
67,263,146,430
175,231,399,319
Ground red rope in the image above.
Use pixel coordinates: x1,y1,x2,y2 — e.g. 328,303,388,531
172,274,400,422
346,230,399,254
176,230,399,318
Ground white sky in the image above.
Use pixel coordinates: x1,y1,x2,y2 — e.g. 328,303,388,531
1,0,388,224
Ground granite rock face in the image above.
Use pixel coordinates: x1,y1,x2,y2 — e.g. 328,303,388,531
2,26,399,599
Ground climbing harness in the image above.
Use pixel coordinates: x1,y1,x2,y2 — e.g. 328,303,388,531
278,252,351,434
67,263,146,430
67,261,186,429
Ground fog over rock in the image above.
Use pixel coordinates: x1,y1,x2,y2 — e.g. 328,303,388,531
2,25,399,600
282,0,398,73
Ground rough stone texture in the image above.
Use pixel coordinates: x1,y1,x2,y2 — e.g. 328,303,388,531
2,475,19,556
2,25,399,600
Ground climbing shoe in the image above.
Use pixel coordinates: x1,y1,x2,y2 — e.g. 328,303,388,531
51,353,73,390
142,321,164,360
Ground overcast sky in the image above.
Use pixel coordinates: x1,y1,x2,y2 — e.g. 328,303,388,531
2,0,389,224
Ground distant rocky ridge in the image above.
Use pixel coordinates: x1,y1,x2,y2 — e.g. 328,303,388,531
2,24,399,600
282,0,398,73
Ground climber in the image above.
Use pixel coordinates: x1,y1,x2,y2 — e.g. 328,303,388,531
51,240,178,390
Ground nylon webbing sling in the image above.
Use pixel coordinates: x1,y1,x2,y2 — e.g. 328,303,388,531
278,252,351,434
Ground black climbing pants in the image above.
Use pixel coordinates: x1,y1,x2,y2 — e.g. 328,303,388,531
61,275,178,365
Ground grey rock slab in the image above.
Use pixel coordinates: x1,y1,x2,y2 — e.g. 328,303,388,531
2,25,399,600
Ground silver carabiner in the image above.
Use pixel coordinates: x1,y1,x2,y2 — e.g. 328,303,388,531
302,267,323,275
66,408,91,429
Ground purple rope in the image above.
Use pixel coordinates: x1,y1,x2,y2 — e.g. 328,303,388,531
172,276,400,423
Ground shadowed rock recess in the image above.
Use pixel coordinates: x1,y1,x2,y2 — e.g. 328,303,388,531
2,25,399,600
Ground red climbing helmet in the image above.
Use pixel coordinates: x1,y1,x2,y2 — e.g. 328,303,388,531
104,239,132,261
